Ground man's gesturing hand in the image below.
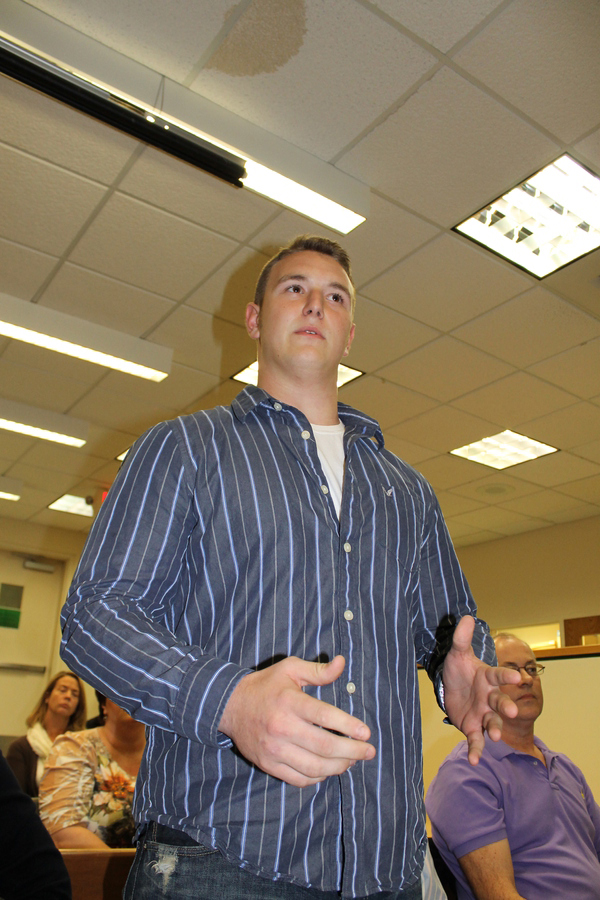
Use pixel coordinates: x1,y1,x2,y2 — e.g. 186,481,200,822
443,616,521,766
218,655,376,787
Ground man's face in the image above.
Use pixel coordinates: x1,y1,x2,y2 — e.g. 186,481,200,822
246,250,355,383
496,638,544,725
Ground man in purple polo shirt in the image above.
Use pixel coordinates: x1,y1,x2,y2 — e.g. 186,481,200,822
426,633,600,900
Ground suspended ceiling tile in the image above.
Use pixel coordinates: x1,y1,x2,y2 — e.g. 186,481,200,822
527,338,600,400
6,462,82,495
31,508,94,532
118,147,275,240
452,287,600,367
186,246,271,325
0,355,98,412
248,195,441,289
362,234,531,330
0,238,58,300
17,442,107,478
24,0,232,82
0,431,36,460
520,401,600,450
450,505,549,536
83,425,139,461
0,75,139,183
388,405,498,453
337,67,558,226
449,524,500,547
454,0,600,142
499,488,599,519
380,434,437,466
451,372,577,428
69,193,237,298
39,263,177,336
68,386,175,433
450,473,540,504
543,247,600,321
0,144,108,256
191,0,437,159
436,490,486,518
186,379,243,414
573,439,600,465
558,473,600,504
415,453,484,491
148,305,254,377
98,365,220,413
542,501,600,525
505,451,600,488
350,298,439,374
2,340,108,385
377,336,514,402
368,0,506,52
339,376,437,430
574,127,600,171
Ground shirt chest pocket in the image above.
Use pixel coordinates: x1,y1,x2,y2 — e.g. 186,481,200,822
353,482,422,575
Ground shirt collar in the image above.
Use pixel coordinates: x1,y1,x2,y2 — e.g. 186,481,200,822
484,733,557,763
231,386,384,448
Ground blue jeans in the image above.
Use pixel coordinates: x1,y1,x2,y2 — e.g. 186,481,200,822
123,823,423,900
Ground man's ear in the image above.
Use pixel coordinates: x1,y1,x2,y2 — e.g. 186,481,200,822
246,302,260,340
343,322,356,357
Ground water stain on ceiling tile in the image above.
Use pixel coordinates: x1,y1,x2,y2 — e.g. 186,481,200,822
206,0,307,76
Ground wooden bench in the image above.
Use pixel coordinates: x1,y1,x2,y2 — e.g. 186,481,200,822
60,848,135,900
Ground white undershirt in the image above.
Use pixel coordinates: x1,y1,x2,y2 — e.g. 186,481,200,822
311,421,345,517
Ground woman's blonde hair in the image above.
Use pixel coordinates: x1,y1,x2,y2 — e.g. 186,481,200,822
26,670,87,731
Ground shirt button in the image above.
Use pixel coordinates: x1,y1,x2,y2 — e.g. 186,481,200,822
344,542,351,553
301,430,311,439
273,402,282,411
346,682,356,694
321,484,329,494
344,610,354,621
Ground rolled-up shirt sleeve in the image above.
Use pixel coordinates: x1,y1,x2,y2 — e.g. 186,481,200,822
60,420,251,747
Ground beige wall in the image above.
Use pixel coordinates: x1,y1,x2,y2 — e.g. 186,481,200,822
457,514,600,640
0,516,95,733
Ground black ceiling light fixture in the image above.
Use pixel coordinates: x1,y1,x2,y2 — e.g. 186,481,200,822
0,35,247,187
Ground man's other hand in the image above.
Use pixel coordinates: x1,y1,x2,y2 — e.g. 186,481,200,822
443,616,521,765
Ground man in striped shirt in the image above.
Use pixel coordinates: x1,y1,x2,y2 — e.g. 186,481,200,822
61,235,519,899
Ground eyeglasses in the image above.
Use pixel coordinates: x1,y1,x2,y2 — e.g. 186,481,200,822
503,663,545,678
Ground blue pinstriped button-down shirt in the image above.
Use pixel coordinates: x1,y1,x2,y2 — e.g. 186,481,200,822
61,386,493,897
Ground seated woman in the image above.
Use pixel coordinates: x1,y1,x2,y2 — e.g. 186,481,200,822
7,670,86,799
39,695,145,848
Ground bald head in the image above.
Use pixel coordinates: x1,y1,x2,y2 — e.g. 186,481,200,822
494,634,544,727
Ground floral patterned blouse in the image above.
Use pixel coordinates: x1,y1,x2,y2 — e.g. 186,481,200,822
39,728,137,848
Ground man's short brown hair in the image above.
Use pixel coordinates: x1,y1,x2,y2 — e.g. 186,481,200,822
254,235,355,310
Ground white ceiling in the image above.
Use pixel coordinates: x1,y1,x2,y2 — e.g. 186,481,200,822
1,0,600,548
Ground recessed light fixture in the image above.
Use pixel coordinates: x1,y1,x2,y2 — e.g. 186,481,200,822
450,430,558,470
0,399,88,447
0,476,22,501
48,494,94,516
454,155,600,277
232,361,363,389
0,292,172,381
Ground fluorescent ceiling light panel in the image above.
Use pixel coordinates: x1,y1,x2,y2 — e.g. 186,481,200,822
0,399,88,447
232,361,363,389
0,34,367,234
450,430,558,470
242,161,365,234
0,476,22,501
454,155,600,277
0,293,172,381
48,494,94,516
